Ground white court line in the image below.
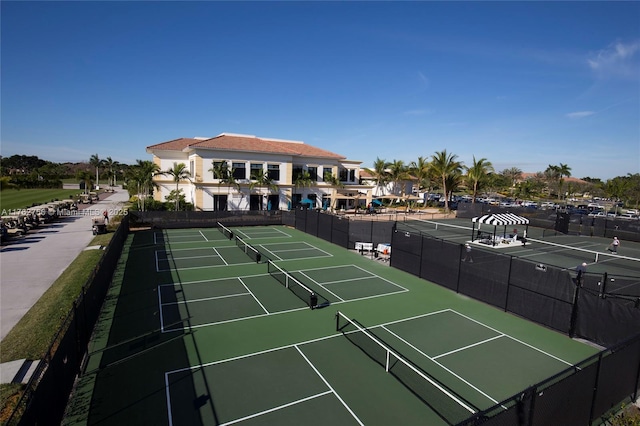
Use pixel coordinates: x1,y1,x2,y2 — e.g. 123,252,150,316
237,277,269,314
158,285,165,332
199,230,208,241
212,247,228,265
450,310,574,367
433,335,504,360
219,391,334,426
381,324,501,405
162,292,251,306
295,345,364,426
297,271,344,302
295,264,408,292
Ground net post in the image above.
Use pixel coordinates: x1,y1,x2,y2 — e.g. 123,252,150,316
601,272,608,297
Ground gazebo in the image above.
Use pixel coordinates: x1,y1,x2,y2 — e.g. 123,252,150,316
471,213,530,246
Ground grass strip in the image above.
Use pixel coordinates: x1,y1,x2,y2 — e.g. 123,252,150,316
0,232,114,421
0,189,85,211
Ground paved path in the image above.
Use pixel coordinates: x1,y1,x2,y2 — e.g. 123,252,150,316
0,187,130,341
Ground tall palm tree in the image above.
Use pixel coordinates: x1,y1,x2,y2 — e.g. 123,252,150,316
293,170,313,194
465,157,494,203
501,167,523,188
162,162,191,211
430,150,462,211
445,170,464,203
544,165,561,199
557,163,572,200
364,157,390,196
209,161,230,193
103,156,119,187
89,154,104,188
125,160,161,211
388,159,409,195
76,170,94,195
409,156,432,194
250,168,279,210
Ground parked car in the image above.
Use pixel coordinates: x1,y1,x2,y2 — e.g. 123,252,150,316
618,213,639,220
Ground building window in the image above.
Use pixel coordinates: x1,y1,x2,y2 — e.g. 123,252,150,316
323,167,333,182
292,165,304,181
250,163,263,179
349,169,356,182
339,168,349,182
232,162,246,179
307,166,318,181
212,161,227,179
190,160,194,177
267,164,280,181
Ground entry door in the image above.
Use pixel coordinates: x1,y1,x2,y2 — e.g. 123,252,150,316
250,195,262,211
213,195,227,211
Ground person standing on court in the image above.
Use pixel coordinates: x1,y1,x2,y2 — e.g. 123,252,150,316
462,243,473,263
608,236,620,254
576,262,587,286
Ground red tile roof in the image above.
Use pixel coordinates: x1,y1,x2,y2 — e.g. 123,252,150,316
521,173,588,184
147,133,346,160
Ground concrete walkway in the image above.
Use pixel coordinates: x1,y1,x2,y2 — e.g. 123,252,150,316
0,187,129,383
0,187,129,373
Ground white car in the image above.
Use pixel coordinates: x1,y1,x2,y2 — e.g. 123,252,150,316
618,213,639,220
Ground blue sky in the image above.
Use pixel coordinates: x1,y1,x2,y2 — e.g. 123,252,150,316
2,1,639,180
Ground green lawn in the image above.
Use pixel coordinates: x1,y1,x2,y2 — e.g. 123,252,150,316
0,189,84,212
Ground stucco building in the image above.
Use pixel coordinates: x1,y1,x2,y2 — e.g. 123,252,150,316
147,133,373,211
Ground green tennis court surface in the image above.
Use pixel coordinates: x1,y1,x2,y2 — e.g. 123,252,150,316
66,225,600,425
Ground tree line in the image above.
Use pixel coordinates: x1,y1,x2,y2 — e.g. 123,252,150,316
1,153,638,211
364,150,639,210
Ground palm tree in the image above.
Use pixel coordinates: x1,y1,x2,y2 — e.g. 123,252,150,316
250,168,278,210
209,161,230,193
557,163,572,200
103,157,119,188
445,170,464,203
89,154,104,188
465,157,494,203
293,170,313,194
364,157,390,196
125,160,161,211
501,167,523,188
409,156,432,194
430,150,462,211
388,159,409,195
76,170,94,195
162,162,191,211
544,165,561,198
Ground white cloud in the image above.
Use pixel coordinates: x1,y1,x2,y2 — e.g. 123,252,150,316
566,111,595,119
587,40,640,79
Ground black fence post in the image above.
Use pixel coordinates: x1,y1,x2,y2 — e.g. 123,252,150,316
569,282,581,338
588,352,605,425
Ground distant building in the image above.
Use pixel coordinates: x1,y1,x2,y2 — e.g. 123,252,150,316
146,133,374,211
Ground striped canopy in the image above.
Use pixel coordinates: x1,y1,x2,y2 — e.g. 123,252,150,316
472,213,530,226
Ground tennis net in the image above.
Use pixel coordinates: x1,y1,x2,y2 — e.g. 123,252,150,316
410,219,472,236
267,260,327,309
216,221,234,240
235,235,262,263
335,311,477,425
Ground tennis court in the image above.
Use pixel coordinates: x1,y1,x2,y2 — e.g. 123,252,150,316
66,224,600,425
403,217,640,278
